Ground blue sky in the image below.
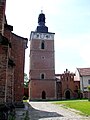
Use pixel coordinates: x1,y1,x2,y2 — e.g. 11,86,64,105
6,0,90,76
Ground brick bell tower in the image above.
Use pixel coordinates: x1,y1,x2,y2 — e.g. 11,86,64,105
29,11,56,100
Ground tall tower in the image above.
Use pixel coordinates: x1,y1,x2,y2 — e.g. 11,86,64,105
29,12,56,100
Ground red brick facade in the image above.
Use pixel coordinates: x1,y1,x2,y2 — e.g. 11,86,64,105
29,29,56,100
7,33,27,102
56,69,80,99
0,0,6,35
29,36,56,100
0,43,8,103
0,0,28,106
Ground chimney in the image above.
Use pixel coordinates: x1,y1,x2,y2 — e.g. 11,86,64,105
0,0,6,35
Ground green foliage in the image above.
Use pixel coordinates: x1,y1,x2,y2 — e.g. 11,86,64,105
24,73,29,88
87,86,90,91
54,100,90,116
23,100,29,102
87,86,90,101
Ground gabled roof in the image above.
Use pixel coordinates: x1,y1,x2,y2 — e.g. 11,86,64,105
77,68,90,76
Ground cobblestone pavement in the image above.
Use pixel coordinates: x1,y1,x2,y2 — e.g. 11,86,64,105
28,101,90,120
15,103,28,120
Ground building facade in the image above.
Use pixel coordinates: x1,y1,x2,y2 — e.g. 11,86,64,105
56,69,80,99
29,12,56,100
0,0,28,108
76,68,90,98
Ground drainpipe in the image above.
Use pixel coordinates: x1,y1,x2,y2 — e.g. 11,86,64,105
55,80,57,99
81,76,84,98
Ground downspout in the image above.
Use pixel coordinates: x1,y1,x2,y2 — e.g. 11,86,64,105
82,76,84,92
81,76,84,98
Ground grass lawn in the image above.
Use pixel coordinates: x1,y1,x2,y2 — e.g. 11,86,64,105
54,100,90,116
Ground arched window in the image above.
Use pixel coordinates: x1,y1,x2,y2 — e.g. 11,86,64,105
40,73,45,79
41,74,44,79
41,41,45,49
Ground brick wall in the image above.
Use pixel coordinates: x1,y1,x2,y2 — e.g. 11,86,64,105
4,25,28,103
0,0,6,35
6,64,14,103
56,69,80,99
0,43,8,103
10,33,27,102
29,33,56,100
30,80,56,100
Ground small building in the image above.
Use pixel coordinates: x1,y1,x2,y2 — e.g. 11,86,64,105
56,69,80,99
76,68,90,98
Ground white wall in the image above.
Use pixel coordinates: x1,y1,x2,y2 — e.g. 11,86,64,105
80,76,90,92
75,69,90,92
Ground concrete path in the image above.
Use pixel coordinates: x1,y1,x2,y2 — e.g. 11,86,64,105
28,101,90,120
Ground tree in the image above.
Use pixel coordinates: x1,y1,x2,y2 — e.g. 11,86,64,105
24,73,29,88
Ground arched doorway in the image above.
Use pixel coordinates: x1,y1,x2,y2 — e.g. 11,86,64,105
42,91,46,99
65,90,70,99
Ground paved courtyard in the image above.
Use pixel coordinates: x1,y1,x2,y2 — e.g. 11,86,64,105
27,101,90,120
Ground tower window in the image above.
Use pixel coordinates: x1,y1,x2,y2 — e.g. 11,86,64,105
41,41,45,49
40,73,45,79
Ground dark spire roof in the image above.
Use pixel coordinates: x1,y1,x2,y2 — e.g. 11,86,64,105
36,11,48,33
38,11,45,26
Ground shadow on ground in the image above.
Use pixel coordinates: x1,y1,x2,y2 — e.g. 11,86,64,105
28,103,63,120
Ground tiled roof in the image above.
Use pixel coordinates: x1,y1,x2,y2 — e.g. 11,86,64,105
77,68,90,76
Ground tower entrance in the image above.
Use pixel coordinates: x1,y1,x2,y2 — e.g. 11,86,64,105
42,91,46,99
65,90,70,99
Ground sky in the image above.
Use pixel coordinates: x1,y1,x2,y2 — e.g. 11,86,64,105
6,0,90,76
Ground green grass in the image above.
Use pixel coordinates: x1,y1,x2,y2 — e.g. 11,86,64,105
23,99,29,102
54,100,90,116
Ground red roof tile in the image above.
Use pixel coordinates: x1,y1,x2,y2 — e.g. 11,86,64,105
77,68,90,76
